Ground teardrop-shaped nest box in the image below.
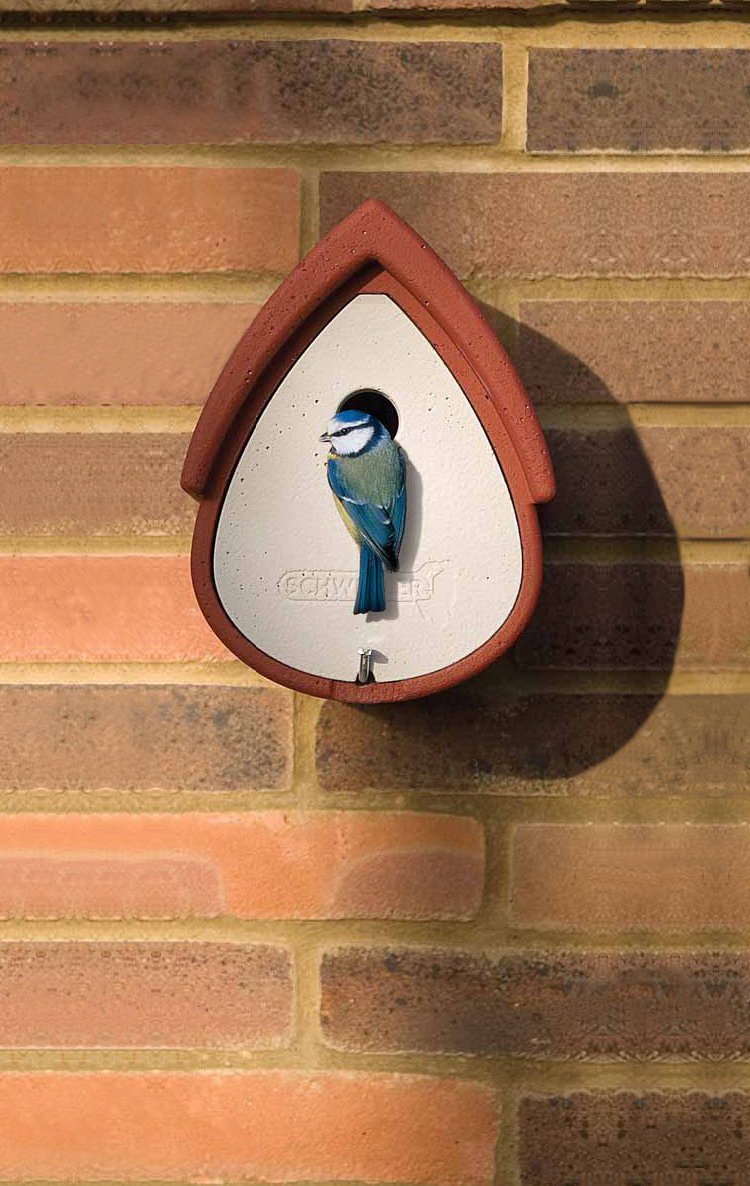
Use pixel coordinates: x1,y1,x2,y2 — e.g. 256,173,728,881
182,200,555,703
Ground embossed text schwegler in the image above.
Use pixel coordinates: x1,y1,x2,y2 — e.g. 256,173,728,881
278,561,447,603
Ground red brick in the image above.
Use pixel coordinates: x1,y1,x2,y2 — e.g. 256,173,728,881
33,424,747,546
321,172,750,277
0,942,291,1048
321,948,750,1058
520,1093,750,1185
0,304,257,406
316,693,750,797
0,0,690,7
0,1071,496,1183
0,167,298,273
368,0,549,8
0,812,483,920
0,434,192,536
528,49,750,152
0,555,224,662
510,823,750,930
12,0,352,9
2,685,292,792
542,427,750,539
516,301,750,405
0,42,502,146
517,563,748,671
210,0,350,7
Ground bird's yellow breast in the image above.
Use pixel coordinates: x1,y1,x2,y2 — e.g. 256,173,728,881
332,494,361,544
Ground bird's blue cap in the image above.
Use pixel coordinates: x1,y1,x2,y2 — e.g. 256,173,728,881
333,409,376,425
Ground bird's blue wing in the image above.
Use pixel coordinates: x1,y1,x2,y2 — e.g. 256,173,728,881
390,449,407,559
328,459,395,567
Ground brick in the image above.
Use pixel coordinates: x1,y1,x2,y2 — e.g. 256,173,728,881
7,0,352,9
0,42,502,146
541,427,750,539
0,434,192,536
321,172,750,277
1,685,292,792
517,564,749,671
510,824,750,930
0,812,483,920
368,0,548,8
316,694,750,797
0,0,690,7
372,0,693,7
0,304,256,406
9,0,545,7
0,1071,496,1183
0,942,291,1048
520,1093,750,1185
321,948,750,1058
21,430,688,544
528,50,750,152
0,167,298,273
517,301,750,404
0,555,224,661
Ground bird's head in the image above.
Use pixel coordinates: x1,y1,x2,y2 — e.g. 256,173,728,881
320,409,388,457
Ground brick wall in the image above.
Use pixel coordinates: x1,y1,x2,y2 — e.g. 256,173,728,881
0,1,748,1183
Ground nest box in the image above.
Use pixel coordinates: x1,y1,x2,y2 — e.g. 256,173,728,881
181,200,555,703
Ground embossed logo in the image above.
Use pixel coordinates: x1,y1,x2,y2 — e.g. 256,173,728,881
278,561,447,604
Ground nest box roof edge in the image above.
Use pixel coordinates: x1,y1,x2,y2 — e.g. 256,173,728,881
181,199,555,505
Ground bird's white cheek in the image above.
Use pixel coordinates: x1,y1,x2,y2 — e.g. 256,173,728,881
333,428,374,455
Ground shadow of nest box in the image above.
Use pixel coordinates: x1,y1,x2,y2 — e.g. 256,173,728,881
181,200,555,703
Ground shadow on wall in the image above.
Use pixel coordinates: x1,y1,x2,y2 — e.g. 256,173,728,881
315,307,685,796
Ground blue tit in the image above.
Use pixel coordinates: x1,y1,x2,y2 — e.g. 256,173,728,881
320,409,406,615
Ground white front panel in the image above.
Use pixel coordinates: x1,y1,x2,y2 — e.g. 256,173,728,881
213,294,522,684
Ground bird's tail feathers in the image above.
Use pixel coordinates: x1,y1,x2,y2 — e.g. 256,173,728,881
355,546,385,614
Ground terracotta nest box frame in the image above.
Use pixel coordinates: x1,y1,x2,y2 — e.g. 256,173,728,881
182,200,555,703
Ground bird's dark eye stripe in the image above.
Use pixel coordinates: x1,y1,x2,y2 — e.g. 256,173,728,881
333,425,364,437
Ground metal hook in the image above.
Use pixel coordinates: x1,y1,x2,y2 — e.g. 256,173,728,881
356,648,373,684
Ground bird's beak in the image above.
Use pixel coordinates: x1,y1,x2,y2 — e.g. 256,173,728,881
319,432,330,442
